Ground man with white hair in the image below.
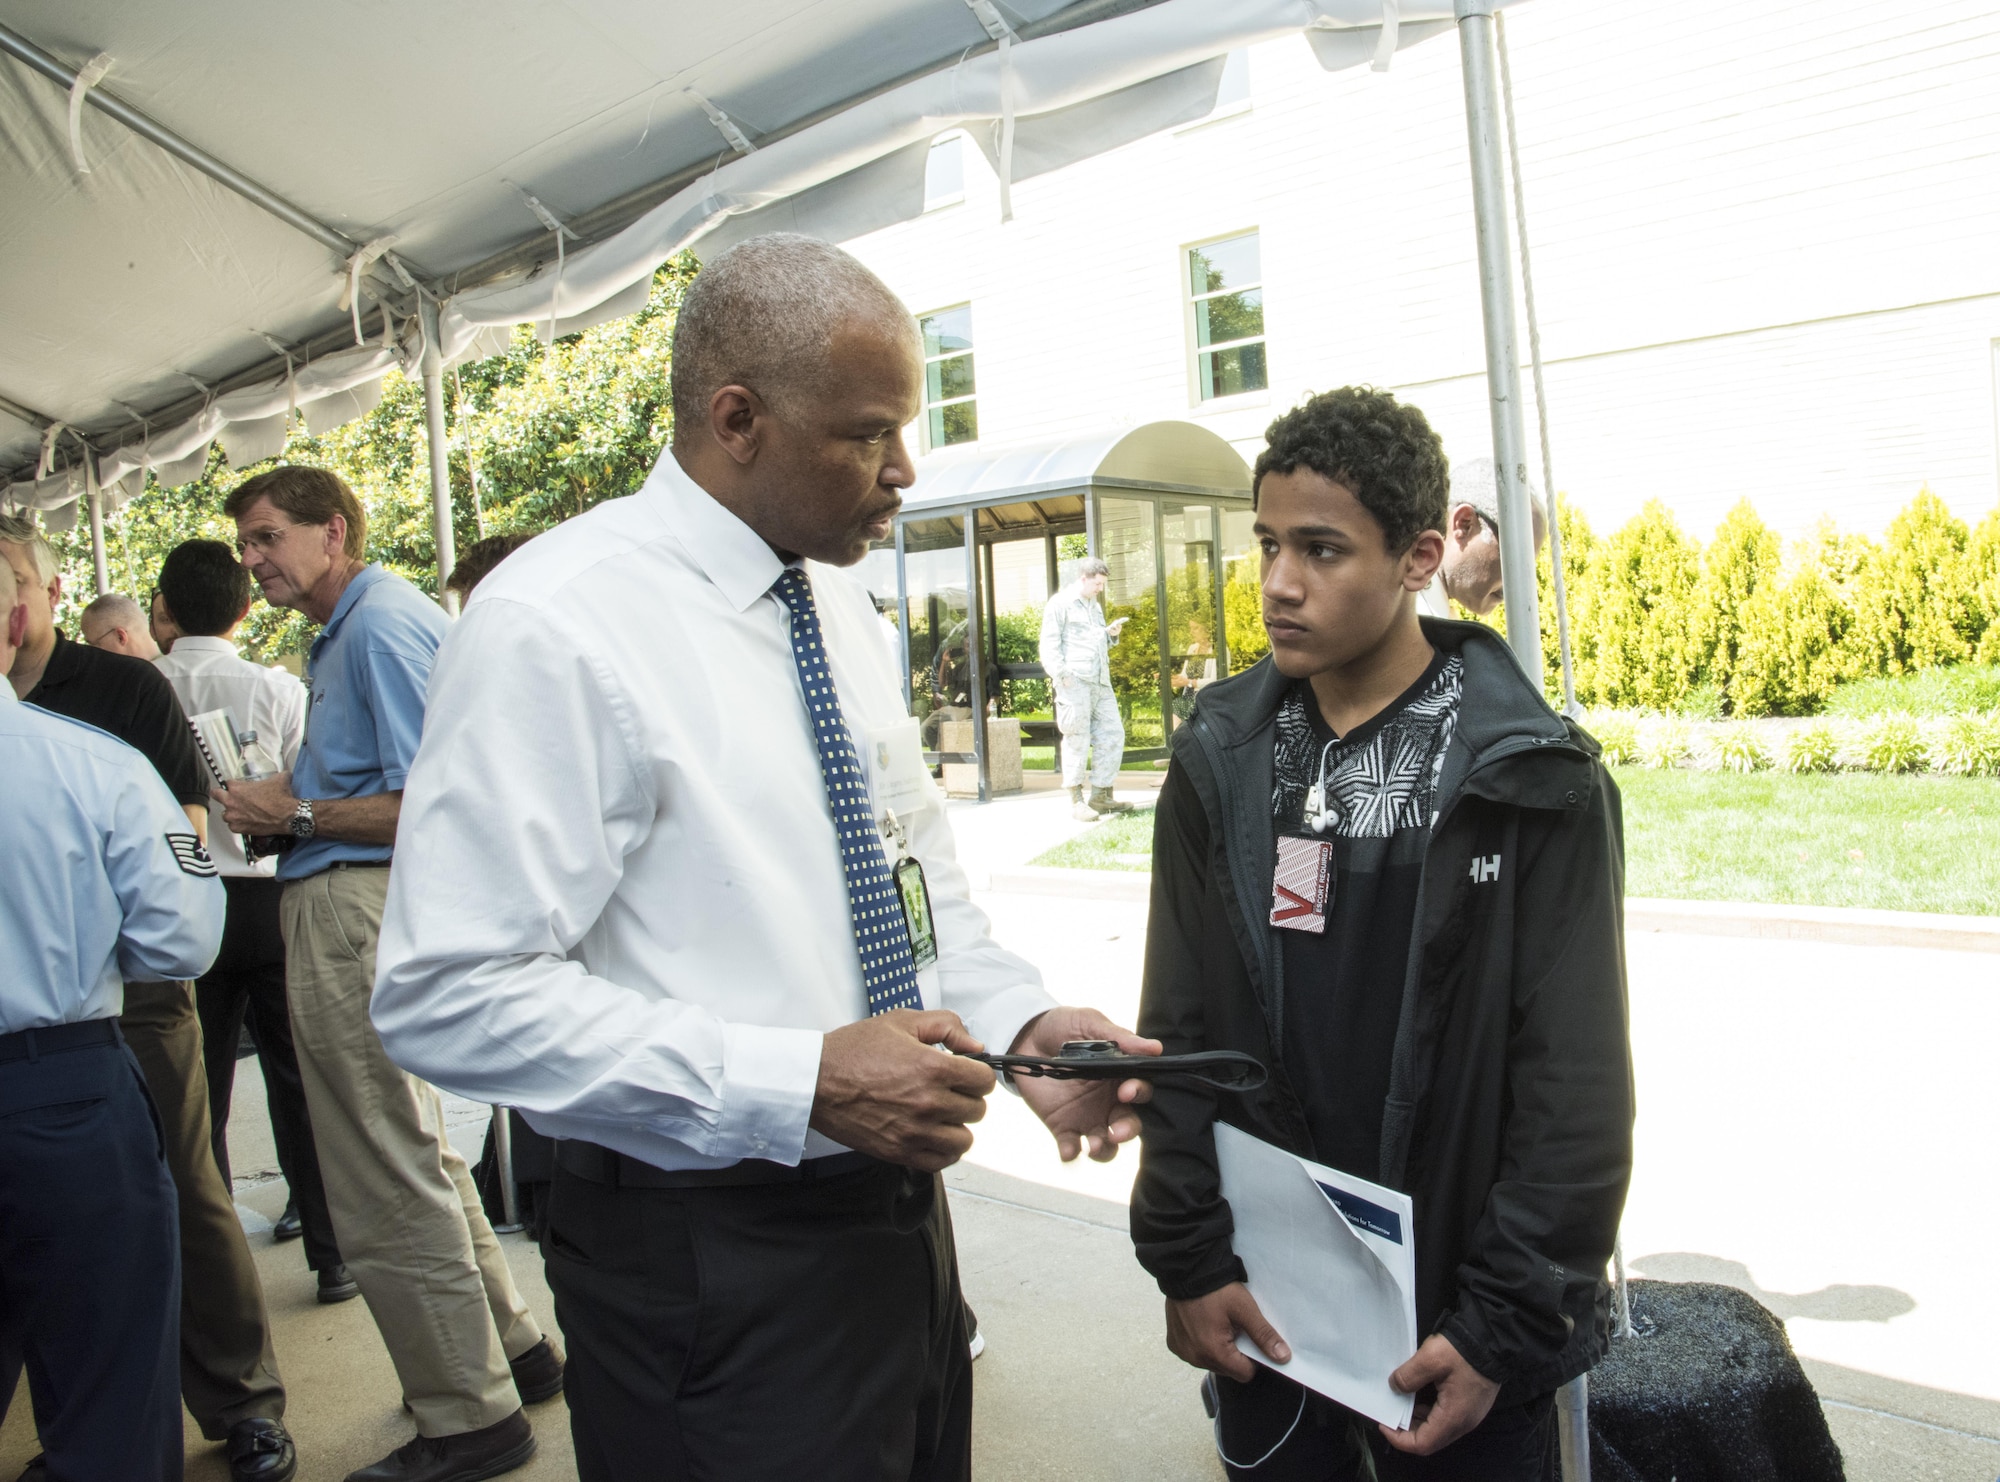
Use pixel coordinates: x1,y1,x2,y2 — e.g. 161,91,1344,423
1039,556,1132,821
81,590,162,659
375,233,1159,1482
1416,457,1548,619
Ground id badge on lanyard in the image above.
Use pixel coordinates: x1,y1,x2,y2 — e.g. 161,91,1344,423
881,809,939,970
1271,833,1333,934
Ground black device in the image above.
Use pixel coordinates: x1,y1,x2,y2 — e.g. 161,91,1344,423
962,1040,1268,1093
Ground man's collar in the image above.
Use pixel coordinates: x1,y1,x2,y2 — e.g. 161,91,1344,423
319,563,385,638
164,636,237,658
641,447,784,612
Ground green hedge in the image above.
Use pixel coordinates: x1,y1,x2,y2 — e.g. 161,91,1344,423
1533,490,2000,717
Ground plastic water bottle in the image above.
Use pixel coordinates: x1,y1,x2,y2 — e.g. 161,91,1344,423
238,729,281,782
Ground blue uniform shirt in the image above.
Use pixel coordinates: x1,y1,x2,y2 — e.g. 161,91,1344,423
0,686,225,1033
283,564,449,881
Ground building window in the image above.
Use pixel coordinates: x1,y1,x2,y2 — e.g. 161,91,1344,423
924,135,965,210
1215,49,1250,113
1188,231,1267,401
920,305,977,447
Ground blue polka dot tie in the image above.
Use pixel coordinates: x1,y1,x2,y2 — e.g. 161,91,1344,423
771,568,924,1016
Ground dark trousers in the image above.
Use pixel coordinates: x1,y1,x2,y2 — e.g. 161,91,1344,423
544,1155,972,1482
196,875,341,1271
119,981,287,1436
0,1027,184,1481
1213,1365,1556,1481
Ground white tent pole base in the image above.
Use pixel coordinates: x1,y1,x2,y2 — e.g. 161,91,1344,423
1455,0,1544,690
1557,1373,1592,1481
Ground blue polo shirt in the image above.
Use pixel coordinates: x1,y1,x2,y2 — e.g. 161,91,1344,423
280,564,448,882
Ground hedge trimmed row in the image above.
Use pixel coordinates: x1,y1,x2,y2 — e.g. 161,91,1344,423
1588,709,2000,776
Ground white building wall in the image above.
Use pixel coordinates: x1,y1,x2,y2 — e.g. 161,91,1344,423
844,0,2000,541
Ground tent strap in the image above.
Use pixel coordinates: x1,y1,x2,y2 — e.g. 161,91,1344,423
1495,10,1579,717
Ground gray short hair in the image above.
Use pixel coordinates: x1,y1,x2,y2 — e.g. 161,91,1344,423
1075,557,1109,580
82,592,146,634
1451,457,1546,539
0,510,58,585
670,233,918,441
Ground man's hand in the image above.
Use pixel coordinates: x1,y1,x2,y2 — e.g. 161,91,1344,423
1008,1008,1159,1162
810,1009,996,1172
1165,1283,1290,1383
214,774,299,835
1379,1334,1501,1456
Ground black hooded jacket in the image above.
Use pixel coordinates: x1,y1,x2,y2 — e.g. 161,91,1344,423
1131,617,1634,1400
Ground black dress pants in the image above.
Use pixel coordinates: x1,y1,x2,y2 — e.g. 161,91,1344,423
1212,1364,1556,1481
0,1026,183,1481
195,875,341,1271
544,1154,972,1482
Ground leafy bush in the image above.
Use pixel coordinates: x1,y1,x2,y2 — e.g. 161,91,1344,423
1589,712,1640,767
1691,501,1781,712
1641,718,1692,769
1935,711,2000,777
1579,501,1703,712
1859,712,1928,774
1712,727,1770,773
1784,722,1841,773
1849,491,1979,675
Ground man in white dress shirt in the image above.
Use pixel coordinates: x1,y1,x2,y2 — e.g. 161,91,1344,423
375,234,1158,1482
154,539,351,1303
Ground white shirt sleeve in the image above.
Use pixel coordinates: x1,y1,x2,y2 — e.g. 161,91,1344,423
264,667,309,771
372,596,823,1167
106,757,225,984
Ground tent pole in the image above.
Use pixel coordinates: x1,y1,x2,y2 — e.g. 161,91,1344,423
1454,0,1543,690
85,462,110,596
1496,10,1580,717
417,299,459,613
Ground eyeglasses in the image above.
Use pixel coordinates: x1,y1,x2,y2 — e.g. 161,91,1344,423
234,523,299,558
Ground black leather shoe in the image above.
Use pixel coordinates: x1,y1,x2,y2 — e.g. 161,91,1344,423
227,1418,298,1482
317,1263,360,1303
272,1201,304,1242
508,1336,565,1404
343,1409,535,1482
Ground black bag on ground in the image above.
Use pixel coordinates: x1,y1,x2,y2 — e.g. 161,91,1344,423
1589,1280,1846,1481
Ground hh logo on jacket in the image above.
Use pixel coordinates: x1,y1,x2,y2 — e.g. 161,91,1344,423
1468,854,1502,884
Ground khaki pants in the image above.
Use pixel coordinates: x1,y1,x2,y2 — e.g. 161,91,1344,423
118,981,286,1437
280,864,540,1437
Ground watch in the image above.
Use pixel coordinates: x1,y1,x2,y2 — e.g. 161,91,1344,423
290,797,317,840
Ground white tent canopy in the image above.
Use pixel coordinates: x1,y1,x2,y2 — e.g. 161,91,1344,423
1,1,1493,506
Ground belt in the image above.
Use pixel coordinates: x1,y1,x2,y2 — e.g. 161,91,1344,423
554,1140,878,1190
0,1017,121,1065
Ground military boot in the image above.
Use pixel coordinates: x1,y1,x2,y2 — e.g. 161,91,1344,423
1090,787,1134,815
1069,786,1100,822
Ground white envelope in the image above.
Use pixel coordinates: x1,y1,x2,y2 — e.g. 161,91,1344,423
1215,1121,1419,1429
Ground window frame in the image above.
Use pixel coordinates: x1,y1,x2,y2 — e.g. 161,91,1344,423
1183,229,1270,409
923,132,967,212
918,302,979,452
1175,47,1252,134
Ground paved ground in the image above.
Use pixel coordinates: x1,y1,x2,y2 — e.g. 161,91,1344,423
7,777,1997,1479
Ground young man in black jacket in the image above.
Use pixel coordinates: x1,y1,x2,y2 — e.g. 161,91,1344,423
1132,388,1632,1480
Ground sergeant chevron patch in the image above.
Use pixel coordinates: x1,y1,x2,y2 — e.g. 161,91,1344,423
167,833,219,878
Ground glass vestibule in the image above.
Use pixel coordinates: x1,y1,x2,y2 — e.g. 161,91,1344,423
884,486,1257,799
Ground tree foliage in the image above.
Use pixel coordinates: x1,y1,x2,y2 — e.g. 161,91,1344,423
46,262,698,658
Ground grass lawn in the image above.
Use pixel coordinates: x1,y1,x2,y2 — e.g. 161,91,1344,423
1029,770,2000,916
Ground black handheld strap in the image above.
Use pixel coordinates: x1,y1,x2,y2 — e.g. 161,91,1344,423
961,1045,1267,1093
